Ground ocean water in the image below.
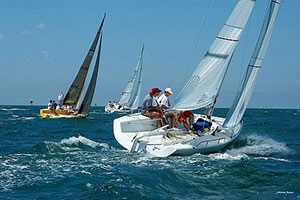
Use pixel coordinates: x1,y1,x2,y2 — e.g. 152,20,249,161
0,106,299,200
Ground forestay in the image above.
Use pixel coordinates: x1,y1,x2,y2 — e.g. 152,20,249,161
224,0,280,128
118,45,144,109
63,14,106,107
172,0,255,111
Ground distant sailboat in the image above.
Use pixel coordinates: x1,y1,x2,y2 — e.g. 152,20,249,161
40,14,105,119
113,0,280,157
105,45,144,114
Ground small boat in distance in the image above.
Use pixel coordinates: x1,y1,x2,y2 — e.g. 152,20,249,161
113,0,280,157
40,14,105,119
105,45,144,114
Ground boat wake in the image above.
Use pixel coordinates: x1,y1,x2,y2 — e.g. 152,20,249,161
206,133,293,162
230,134,291,155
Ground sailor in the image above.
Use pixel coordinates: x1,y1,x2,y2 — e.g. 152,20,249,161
47,100,53,110
178,111,194,134
157,88,177,128
58,92,64,105
56,104,61,110
141,88,163,128
52,100,57,110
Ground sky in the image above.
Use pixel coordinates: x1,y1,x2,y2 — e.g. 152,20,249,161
0,0,299,108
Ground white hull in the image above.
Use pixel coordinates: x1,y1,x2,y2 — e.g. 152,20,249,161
113,113,242,156
105,104,131,114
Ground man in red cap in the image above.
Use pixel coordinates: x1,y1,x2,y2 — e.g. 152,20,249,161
141,88,163,128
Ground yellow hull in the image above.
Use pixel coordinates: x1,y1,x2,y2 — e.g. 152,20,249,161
40,109,87,119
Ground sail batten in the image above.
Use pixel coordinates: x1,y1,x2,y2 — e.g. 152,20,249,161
63,14,106,107
171,0,255,111
223,0,280,128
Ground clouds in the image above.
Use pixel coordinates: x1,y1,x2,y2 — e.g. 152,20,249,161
21,22,46,35
37,23,45,29
0,33,3,40
21,30,30,35
43,51,48,61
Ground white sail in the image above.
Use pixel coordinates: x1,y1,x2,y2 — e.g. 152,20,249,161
224,0,280,128
118,45,144,108
130,60,143,110
172,0,255,111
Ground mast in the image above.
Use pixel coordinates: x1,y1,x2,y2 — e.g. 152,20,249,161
63,14,106,107
223,0,280,128
78,33,103,115
171,0,255,111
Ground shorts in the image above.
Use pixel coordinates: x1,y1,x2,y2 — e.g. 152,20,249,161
178,111,192,123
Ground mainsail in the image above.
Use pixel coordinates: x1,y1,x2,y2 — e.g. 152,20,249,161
172,0,255,111
118,45,144,109
63,14,106,107
223,0,280,128
78,33,103,115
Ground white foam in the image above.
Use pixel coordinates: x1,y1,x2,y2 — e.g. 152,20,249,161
0,108,27,111
254,156,291,162
60,135,109,148
230,134,291,156
208,152,249,161
22,117,35,120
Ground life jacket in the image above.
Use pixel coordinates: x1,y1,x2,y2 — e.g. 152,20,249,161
193,121,211,133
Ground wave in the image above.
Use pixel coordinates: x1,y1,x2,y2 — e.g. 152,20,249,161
60,135,109,148
231,134,291,155
0,108,28,111
32,135,109,153
22,117,35,120
205,134,292,162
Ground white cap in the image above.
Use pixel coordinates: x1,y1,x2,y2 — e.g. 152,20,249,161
165,88,173,94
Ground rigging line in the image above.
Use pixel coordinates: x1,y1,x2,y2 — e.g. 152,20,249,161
182,0,215,86
166,0,214,88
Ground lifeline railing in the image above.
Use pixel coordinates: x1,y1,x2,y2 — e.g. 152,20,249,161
193,137,227,148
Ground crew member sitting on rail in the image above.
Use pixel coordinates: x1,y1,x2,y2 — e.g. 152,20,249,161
157,88,177,128
141,88,163,128
47,100,53,110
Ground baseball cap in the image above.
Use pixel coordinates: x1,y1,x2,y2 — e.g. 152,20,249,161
151,88,161,93
165,88,173,94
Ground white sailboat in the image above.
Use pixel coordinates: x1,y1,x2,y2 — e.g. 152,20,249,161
105,45,144,114
40,14,105,119
113,0,280,157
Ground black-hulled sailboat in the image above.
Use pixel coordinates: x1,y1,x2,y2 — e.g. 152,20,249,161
40,14,105,119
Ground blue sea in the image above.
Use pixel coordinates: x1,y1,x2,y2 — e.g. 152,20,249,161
0,106,299,200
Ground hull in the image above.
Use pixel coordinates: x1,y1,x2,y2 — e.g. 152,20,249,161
105,104,131,114
40,109,87,119
113,113,242,156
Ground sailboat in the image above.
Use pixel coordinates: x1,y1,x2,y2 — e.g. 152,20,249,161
105,45,144,114
40,14,105,119
113,0,280,157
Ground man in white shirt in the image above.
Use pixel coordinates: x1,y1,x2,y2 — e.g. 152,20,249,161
157,88,177,128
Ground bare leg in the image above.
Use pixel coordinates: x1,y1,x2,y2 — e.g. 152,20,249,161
164,112,177,128
183,120,191,131
145,111,162,128
189,114,194,129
